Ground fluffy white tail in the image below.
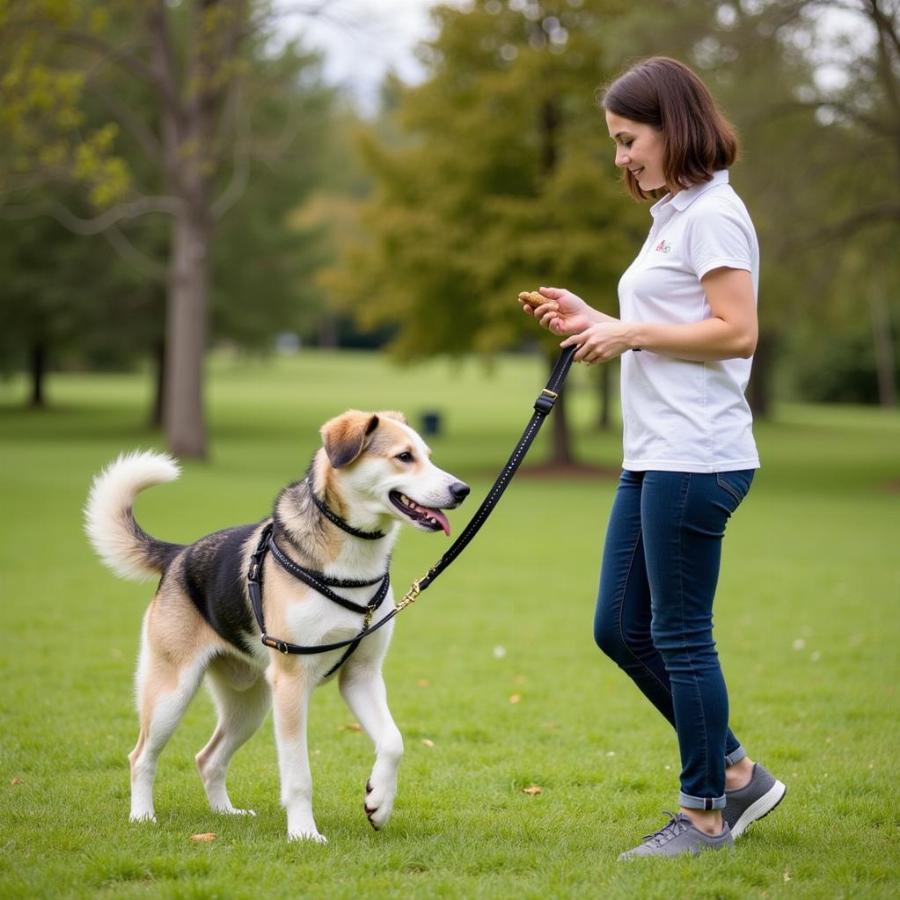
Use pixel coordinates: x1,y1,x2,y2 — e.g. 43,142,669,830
84,450,181,581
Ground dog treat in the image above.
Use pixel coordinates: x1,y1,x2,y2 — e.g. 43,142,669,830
518,290,557,309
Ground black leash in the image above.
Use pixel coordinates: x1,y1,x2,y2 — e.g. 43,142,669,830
247,346,576,673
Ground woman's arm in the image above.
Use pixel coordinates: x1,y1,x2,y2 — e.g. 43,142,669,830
560,268,758,364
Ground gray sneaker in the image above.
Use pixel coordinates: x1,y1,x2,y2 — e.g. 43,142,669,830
724,763,787,838
618,812,733,860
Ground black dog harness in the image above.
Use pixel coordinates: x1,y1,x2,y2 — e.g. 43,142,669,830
247,346,576,678
247,516,391,678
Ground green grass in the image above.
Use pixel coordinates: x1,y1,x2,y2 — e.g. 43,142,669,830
1,350,898,899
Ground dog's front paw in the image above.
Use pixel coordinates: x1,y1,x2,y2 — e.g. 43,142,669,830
213,804,256,817
129,811,157,823
364,778,395,831
288,828,328,844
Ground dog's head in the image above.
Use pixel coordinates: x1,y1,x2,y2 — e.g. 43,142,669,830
318,410,469,535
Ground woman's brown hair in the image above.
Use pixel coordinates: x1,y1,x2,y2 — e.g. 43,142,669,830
598,57,738,201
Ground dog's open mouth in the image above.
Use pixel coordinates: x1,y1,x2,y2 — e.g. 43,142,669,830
389,491,451,535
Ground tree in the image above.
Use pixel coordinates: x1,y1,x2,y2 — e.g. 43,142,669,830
332,0,642,465
605,0,899,410
1,1,347,448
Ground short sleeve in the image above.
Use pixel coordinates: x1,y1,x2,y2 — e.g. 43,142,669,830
685,201,755,280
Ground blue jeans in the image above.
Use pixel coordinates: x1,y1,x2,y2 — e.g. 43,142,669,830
594,469,754,810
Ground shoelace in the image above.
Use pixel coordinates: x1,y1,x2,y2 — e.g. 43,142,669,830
642,812,689,847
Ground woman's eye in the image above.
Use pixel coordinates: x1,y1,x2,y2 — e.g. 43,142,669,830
396,451,414,463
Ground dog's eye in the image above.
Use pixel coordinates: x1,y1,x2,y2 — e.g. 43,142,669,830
395,451,414,463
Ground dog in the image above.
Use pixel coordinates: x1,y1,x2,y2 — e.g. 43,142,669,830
84,410,469,842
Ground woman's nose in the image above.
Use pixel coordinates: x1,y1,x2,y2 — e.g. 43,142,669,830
614,148,629,168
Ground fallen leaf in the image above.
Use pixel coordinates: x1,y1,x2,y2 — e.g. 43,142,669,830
421,739,435,748
416,678,431,687
508,694,521,704
10,777,23,786
522,785,543,796
191,833,216,843
342,722,363,732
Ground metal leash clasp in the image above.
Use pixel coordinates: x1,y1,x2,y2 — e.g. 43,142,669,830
396,579,422,612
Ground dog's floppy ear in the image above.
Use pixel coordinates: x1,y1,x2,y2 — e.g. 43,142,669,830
375,410,408,425
321,410,380,469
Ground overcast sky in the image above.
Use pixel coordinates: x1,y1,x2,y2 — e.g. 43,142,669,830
287,0,863,112
281,0,453,111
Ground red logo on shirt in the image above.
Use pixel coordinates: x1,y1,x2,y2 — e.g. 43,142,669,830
655,239,671,254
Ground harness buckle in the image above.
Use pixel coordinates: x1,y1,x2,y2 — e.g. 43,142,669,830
262,635,290,654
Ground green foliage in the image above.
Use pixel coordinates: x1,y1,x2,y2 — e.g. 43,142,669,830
0,2,350,384
0,0,133,206
334,0,644,361
603,0,900,404
1,351,898,897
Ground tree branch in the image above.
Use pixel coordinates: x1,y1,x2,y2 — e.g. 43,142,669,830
0,195,183,234
211,82,251,220
103,225,167,280
86,79,163,163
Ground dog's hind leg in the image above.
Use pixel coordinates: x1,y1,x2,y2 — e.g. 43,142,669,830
196,656,270,816
339,661,404,831
129,630,208,822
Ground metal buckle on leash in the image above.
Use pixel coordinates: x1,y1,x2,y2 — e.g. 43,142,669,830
396,579,422,612
534,388,558,414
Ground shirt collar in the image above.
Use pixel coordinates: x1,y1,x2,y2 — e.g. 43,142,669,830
650,169,730,218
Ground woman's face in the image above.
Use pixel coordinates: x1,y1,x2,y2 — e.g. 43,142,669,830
605,111,668,193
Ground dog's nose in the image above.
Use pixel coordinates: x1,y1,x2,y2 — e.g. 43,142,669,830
450,481,470,503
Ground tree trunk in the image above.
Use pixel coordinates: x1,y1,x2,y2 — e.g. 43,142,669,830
29,341,46,409
747,331,775,419
595,364,613,430
149,338,166,429
539,93,575,466
548,353,575,466
163,209,211,458
869,283,897,408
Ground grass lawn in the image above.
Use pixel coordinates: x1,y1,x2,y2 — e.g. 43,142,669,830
1,350,898,899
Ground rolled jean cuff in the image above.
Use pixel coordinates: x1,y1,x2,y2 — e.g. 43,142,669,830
725,745,747,767
679,791,726,811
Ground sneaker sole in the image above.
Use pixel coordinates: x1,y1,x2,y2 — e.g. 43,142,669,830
731,780,787,838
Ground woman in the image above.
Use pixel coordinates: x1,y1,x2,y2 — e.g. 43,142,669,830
520,57,786,859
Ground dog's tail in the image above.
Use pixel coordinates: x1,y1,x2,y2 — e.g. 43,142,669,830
84,450,185,582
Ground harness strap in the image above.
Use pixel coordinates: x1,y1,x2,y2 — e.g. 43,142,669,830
247,522,391,677
307,485,385,540
268,537,388,613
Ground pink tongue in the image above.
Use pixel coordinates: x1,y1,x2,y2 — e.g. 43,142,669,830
428,507,451,536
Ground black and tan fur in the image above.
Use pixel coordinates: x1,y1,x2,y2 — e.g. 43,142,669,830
85,410,469,842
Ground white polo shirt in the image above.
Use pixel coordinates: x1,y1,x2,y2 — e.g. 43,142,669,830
617,170,760,473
